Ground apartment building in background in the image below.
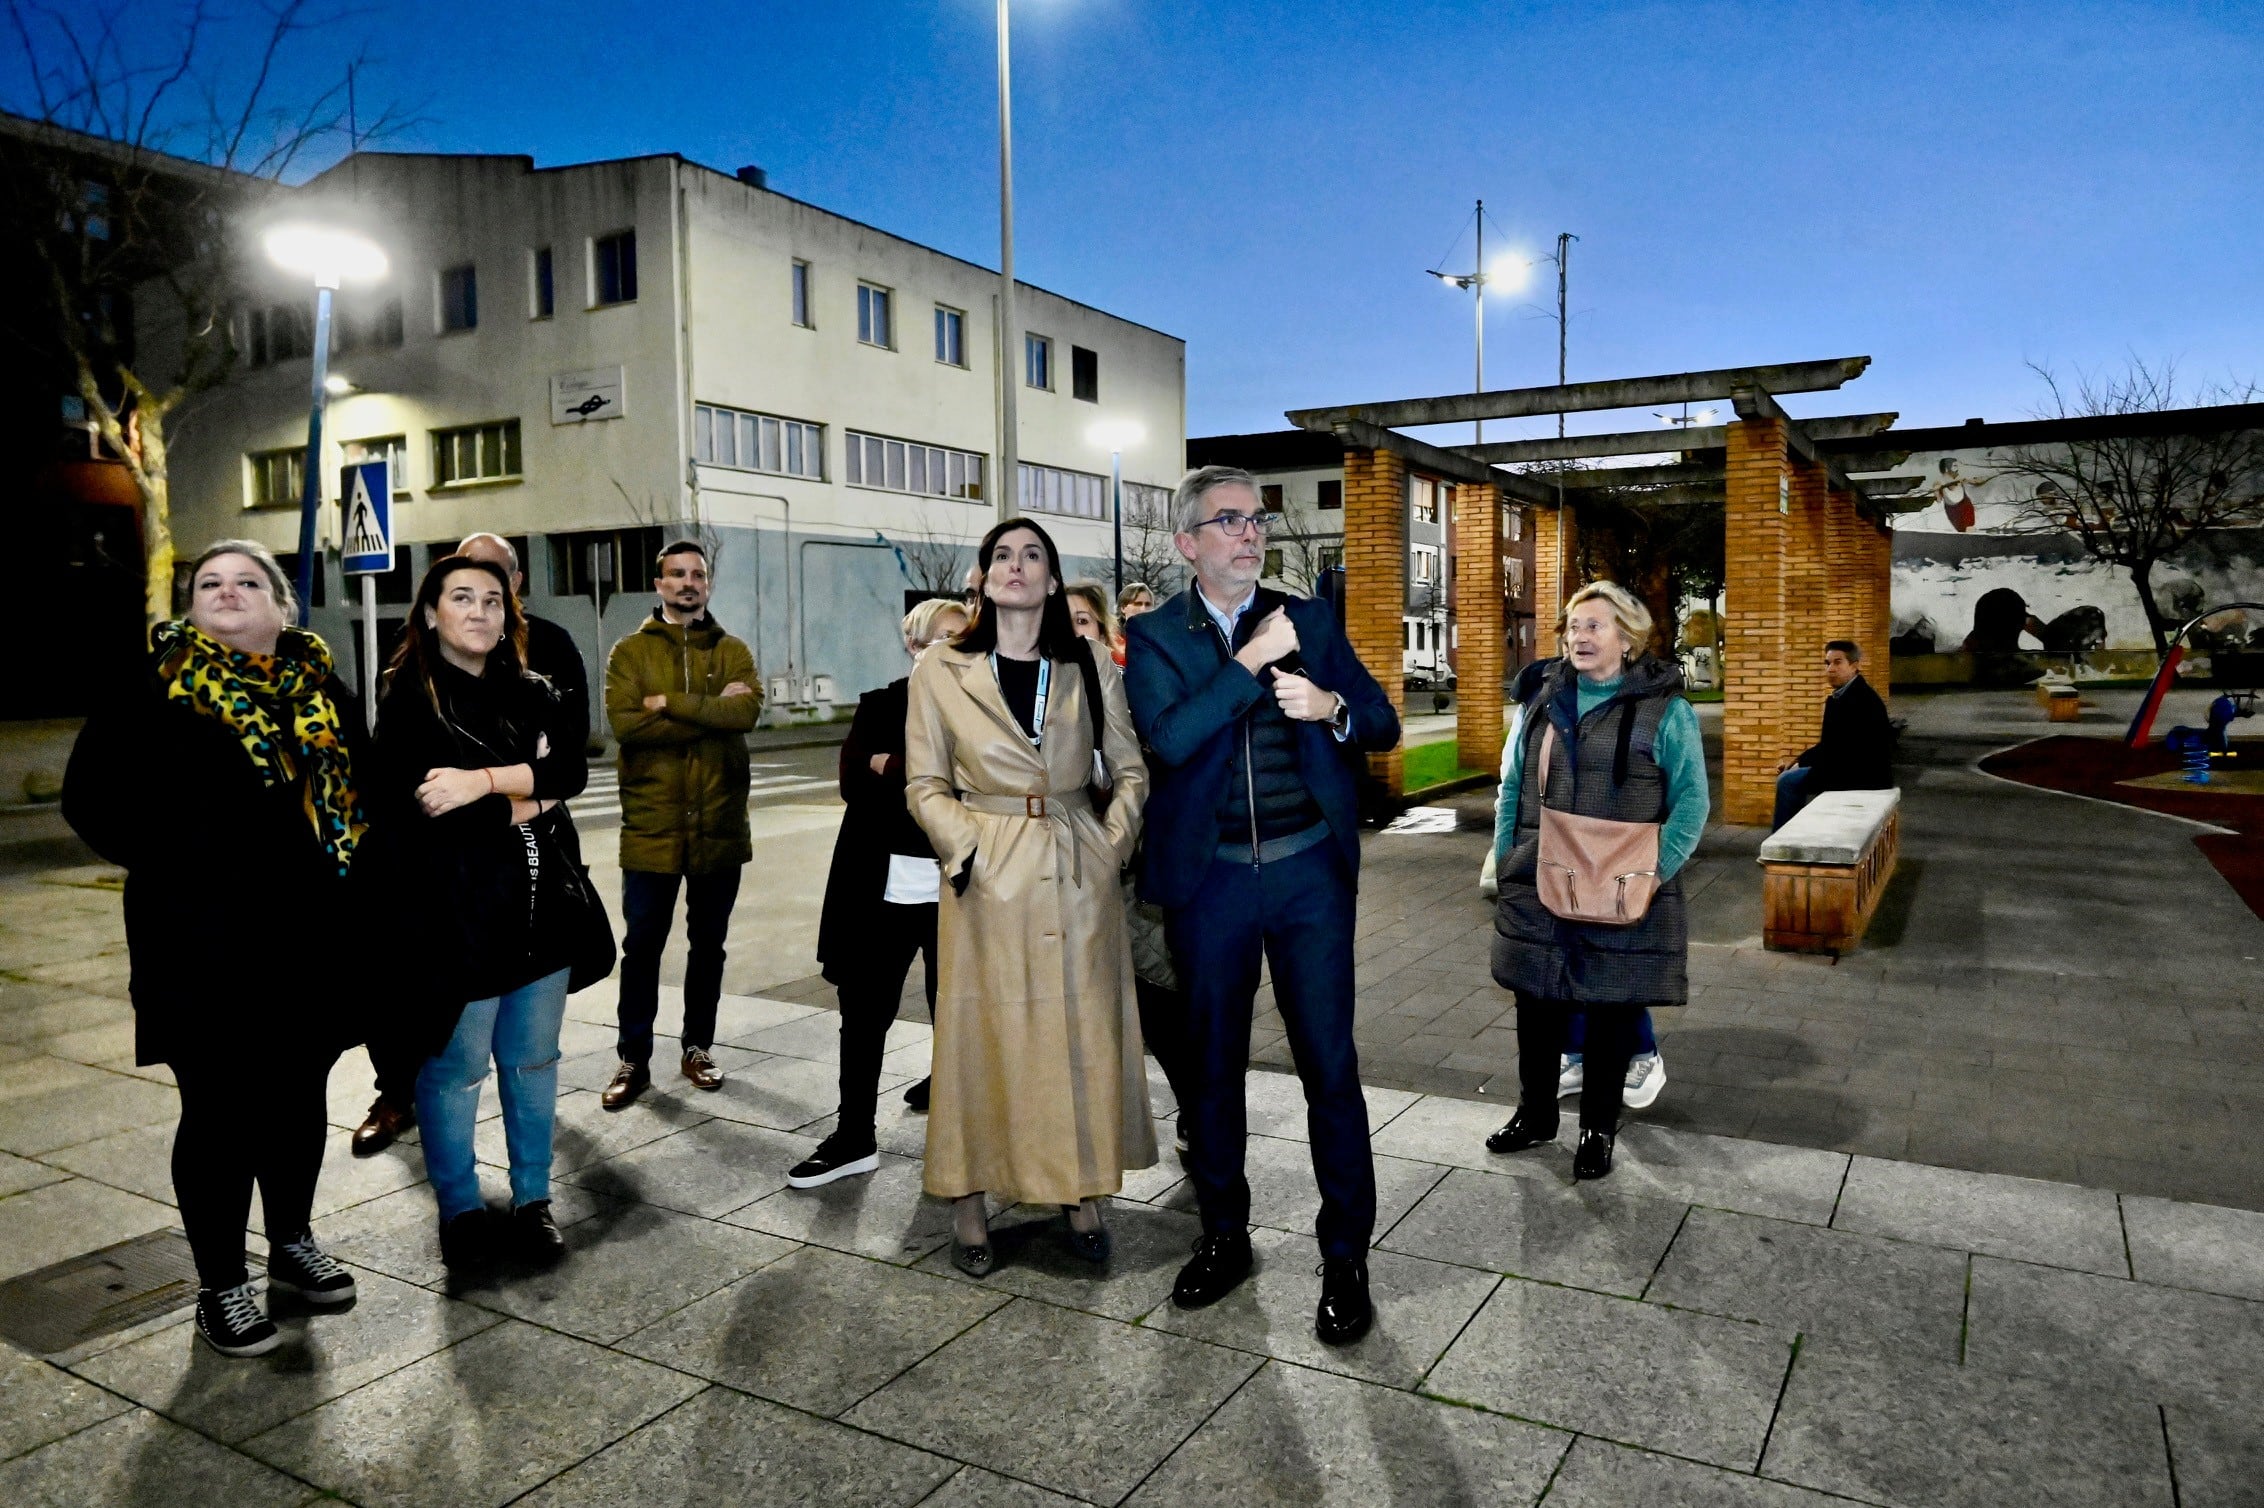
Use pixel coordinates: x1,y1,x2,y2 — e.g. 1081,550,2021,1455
155,149,1186,719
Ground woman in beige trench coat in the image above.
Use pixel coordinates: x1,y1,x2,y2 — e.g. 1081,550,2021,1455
906,517,1156,1275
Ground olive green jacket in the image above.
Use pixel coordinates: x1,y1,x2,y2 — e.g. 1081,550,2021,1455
605,610,762,874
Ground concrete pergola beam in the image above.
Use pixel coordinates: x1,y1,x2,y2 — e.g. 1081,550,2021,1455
1731,386,1864,496
1454,411,1899,465
1288,357,1871,433
1569,482,1726,511
1325,418,1560,506
1553,462,1725,489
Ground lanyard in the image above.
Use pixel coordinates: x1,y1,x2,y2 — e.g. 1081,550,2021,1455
990,652,1049,747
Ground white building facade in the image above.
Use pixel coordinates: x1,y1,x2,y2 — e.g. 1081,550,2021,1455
159,150,1186,717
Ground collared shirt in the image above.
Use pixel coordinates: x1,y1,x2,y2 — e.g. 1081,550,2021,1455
1195,583,1258,644
1828,672,1862,701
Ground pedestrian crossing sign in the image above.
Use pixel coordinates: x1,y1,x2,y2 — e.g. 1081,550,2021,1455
340,461,393,575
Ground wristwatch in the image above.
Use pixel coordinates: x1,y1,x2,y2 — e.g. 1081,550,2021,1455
1328,692,1351,738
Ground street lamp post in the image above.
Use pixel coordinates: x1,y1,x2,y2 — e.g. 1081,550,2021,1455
263,224,387,624
1087,420,1143,593
995,0,1018,523
1429,201,1534,445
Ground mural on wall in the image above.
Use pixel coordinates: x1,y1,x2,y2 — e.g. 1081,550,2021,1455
1891,443,2264,661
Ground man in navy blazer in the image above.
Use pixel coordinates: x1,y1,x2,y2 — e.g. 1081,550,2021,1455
1124,465,1399,1345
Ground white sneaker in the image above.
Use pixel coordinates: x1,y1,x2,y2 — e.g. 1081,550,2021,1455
1622,1053,1665,1111
1556,1055,1584,1098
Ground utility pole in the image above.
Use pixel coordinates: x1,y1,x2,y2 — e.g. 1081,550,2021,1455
1554,231,1577,439
1473,200,1485,446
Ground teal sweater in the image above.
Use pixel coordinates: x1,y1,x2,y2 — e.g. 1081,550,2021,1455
1490,675,1710,879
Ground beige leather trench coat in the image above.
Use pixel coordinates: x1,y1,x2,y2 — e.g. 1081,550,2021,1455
905,642,1157,1204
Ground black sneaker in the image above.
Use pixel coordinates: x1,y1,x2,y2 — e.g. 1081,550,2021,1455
787,1133,880,1189
513,1200,566,1265
267,1233,356,1305
438,1209,495,1270
195,1281,280,1357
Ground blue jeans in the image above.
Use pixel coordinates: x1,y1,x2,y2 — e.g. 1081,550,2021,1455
618,867,742,1063
417,968,570,1220
1566,1009,1658,1063
1166,842,1375,1261
1774,765,1822,832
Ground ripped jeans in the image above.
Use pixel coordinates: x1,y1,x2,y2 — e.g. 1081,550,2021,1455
416,968,571,1220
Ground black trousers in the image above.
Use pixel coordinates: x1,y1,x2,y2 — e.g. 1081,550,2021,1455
1517,994,1642,1134
619,867,743,1062
833,900,938,1142
170,1051,332,1289
1133,976,1195,1122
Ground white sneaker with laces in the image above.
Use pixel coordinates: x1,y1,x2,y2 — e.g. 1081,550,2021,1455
1622,1052,1665,1111
1556,1055,1584,1098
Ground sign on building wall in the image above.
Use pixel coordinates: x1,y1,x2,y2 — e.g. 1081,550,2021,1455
551,366,627,425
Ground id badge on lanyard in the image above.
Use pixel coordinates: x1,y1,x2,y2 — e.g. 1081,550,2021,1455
991,653,1049,748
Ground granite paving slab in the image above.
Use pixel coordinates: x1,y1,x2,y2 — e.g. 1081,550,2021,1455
1424,1277,1793,1469
560,1116,815,1218
70,1267,500,1442
0,1149,69,1199
1645,1207,1970,1362
920,1466,1087,1505
912,1197,1203,1323
2162,1401,2264,1508
1227,1069,1423,1144
1760,1340,2174,1508
1366,1093,1532,1173
1964,1254,2264,1410
708,992,828,1041
0,1177,176,1282
452,1199,796,1343
0,1073,179,1157
1125,1360,1567,1507
556,1043,764,1095
0,1406,318,1507
691,1050,910,1133
1144,1225,1501,1389
615,1243,1006,1417
843,1297,1263,1503
308,1181,618,1291
724,1150,955,1265
242,1319,703,1508
1154,1132,1447,1242
0,1346,132,1463
1832,1156,2127,1275
1598,1123,1849,1225
474,1087,711,1177
2120,1193,2264,1302
0,1055,116,1106
1542,1437,1850,1507
734,1009,930,1063
41,1121,181,1205
516,1383,958,1508
1377,1164,1689,1296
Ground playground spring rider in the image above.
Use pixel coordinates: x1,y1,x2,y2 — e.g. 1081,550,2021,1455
2128,602,2263,785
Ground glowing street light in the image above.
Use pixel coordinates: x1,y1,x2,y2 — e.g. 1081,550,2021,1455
263,223,387,623
1088,419,1145,592
1427,201,1535,444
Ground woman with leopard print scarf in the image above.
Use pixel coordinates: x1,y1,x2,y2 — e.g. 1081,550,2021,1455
64,540,371,1359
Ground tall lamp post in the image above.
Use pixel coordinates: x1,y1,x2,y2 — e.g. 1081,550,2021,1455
994,0,1018,522
1429,200,1533,445
1087,419,1143,592
264,223,388,623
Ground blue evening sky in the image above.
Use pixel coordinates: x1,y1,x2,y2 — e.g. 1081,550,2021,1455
22,1,2264,442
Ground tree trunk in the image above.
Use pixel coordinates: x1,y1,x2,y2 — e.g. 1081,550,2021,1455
139,420,174,625
2128,558,2170,657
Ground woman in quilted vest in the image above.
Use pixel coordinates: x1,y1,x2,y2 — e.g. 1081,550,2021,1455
1482,581,1709,1181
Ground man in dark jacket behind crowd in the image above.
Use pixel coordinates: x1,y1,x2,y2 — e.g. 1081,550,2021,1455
599,539,761,1109
1773,639,1894,831
351,530,589,1156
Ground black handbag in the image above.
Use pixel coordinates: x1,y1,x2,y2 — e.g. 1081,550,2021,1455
537,807,618,993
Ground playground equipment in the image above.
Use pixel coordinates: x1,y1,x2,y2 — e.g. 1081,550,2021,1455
2127,602,2263,780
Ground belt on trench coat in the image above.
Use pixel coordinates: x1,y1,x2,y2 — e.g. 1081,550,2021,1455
958,788,1095,887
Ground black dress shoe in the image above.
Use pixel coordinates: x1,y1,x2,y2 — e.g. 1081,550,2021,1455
437,1209,493,1270
1172,1232,1254,1310
1315,1258,1373,1346
903,1077,931,1112
1573,1128,1616,1181
513,1200,567,1264
1485,1107,1560,1155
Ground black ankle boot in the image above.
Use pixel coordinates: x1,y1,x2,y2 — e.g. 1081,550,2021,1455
1573,1128,1616,1181
513,1200,566,1264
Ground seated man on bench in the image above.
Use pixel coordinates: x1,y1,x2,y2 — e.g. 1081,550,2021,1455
1774,640,1893,832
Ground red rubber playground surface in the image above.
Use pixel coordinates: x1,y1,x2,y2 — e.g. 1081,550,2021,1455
1980,735,2264,921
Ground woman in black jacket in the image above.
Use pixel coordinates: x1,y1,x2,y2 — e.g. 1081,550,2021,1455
64,540,366,1357
373,555,593,1269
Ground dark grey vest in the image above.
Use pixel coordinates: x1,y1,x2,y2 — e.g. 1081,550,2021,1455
1491,657,1691,1005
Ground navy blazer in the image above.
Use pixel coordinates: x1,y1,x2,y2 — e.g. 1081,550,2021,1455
1124,584,1400,909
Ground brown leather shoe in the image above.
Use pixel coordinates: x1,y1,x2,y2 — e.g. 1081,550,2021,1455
680,1047,725,1091
600,1059,651,1110
351,1096,414,1157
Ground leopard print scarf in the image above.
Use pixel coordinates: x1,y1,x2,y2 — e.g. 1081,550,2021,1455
151,620,369,875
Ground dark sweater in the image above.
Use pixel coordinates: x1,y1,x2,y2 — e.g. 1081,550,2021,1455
1798,673,1894,791
1210,607,1325,847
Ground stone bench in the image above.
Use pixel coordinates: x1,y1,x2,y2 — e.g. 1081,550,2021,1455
1758,789,1901,956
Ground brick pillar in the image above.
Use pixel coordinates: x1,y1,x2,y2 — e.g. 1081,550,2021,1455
1786,459,1830,700
1453,480,1504,771
1722,417,1790,826
1342,446,1408,794
1531,504,1575,659
1869,515,1895,701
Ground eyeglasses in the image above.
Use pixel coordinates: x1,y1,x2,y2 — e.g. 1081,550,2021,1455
1193,509,1273,538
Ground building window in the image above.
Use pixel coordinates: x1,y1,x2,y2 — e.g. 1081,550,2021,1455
1024,333,1052,390
431,419,522,486
1260,483,1284,512
846,429,985,502
548,526,664,607
696,403,824,479
1018,461,1106,519
934,305,965,367
1264,547,1284,577
335,295,404,354
1410,476,1439,524
1317,479,1343,511
343,435,412,496
857,283,893,348
1321,545,1344,571
439,264,478,332
1505,558,1526,597
1505,505,1522,542
245,304,313,367
532,247,554,318
1071,345,1098,403
594,230,637,305
1412,546,1437,583
791,260,812,327
246,446,306,509
271,551,326,607
1122,480,1172,529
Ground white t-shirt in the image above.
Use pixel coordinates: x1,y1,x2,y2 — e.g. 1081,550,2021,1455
883,853,942,905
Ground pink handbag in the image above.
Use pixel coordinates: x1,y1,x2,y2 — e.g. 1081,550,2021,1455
1532,722,1661,926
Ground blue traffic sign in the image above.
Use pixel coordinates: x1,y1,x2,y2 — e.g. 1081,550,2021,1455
340,461,393,576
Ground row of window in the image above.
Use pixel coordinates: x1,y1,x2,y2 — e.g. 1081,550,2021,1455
827,271,1101,401
1257,481,1345,512
246,420,522,507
